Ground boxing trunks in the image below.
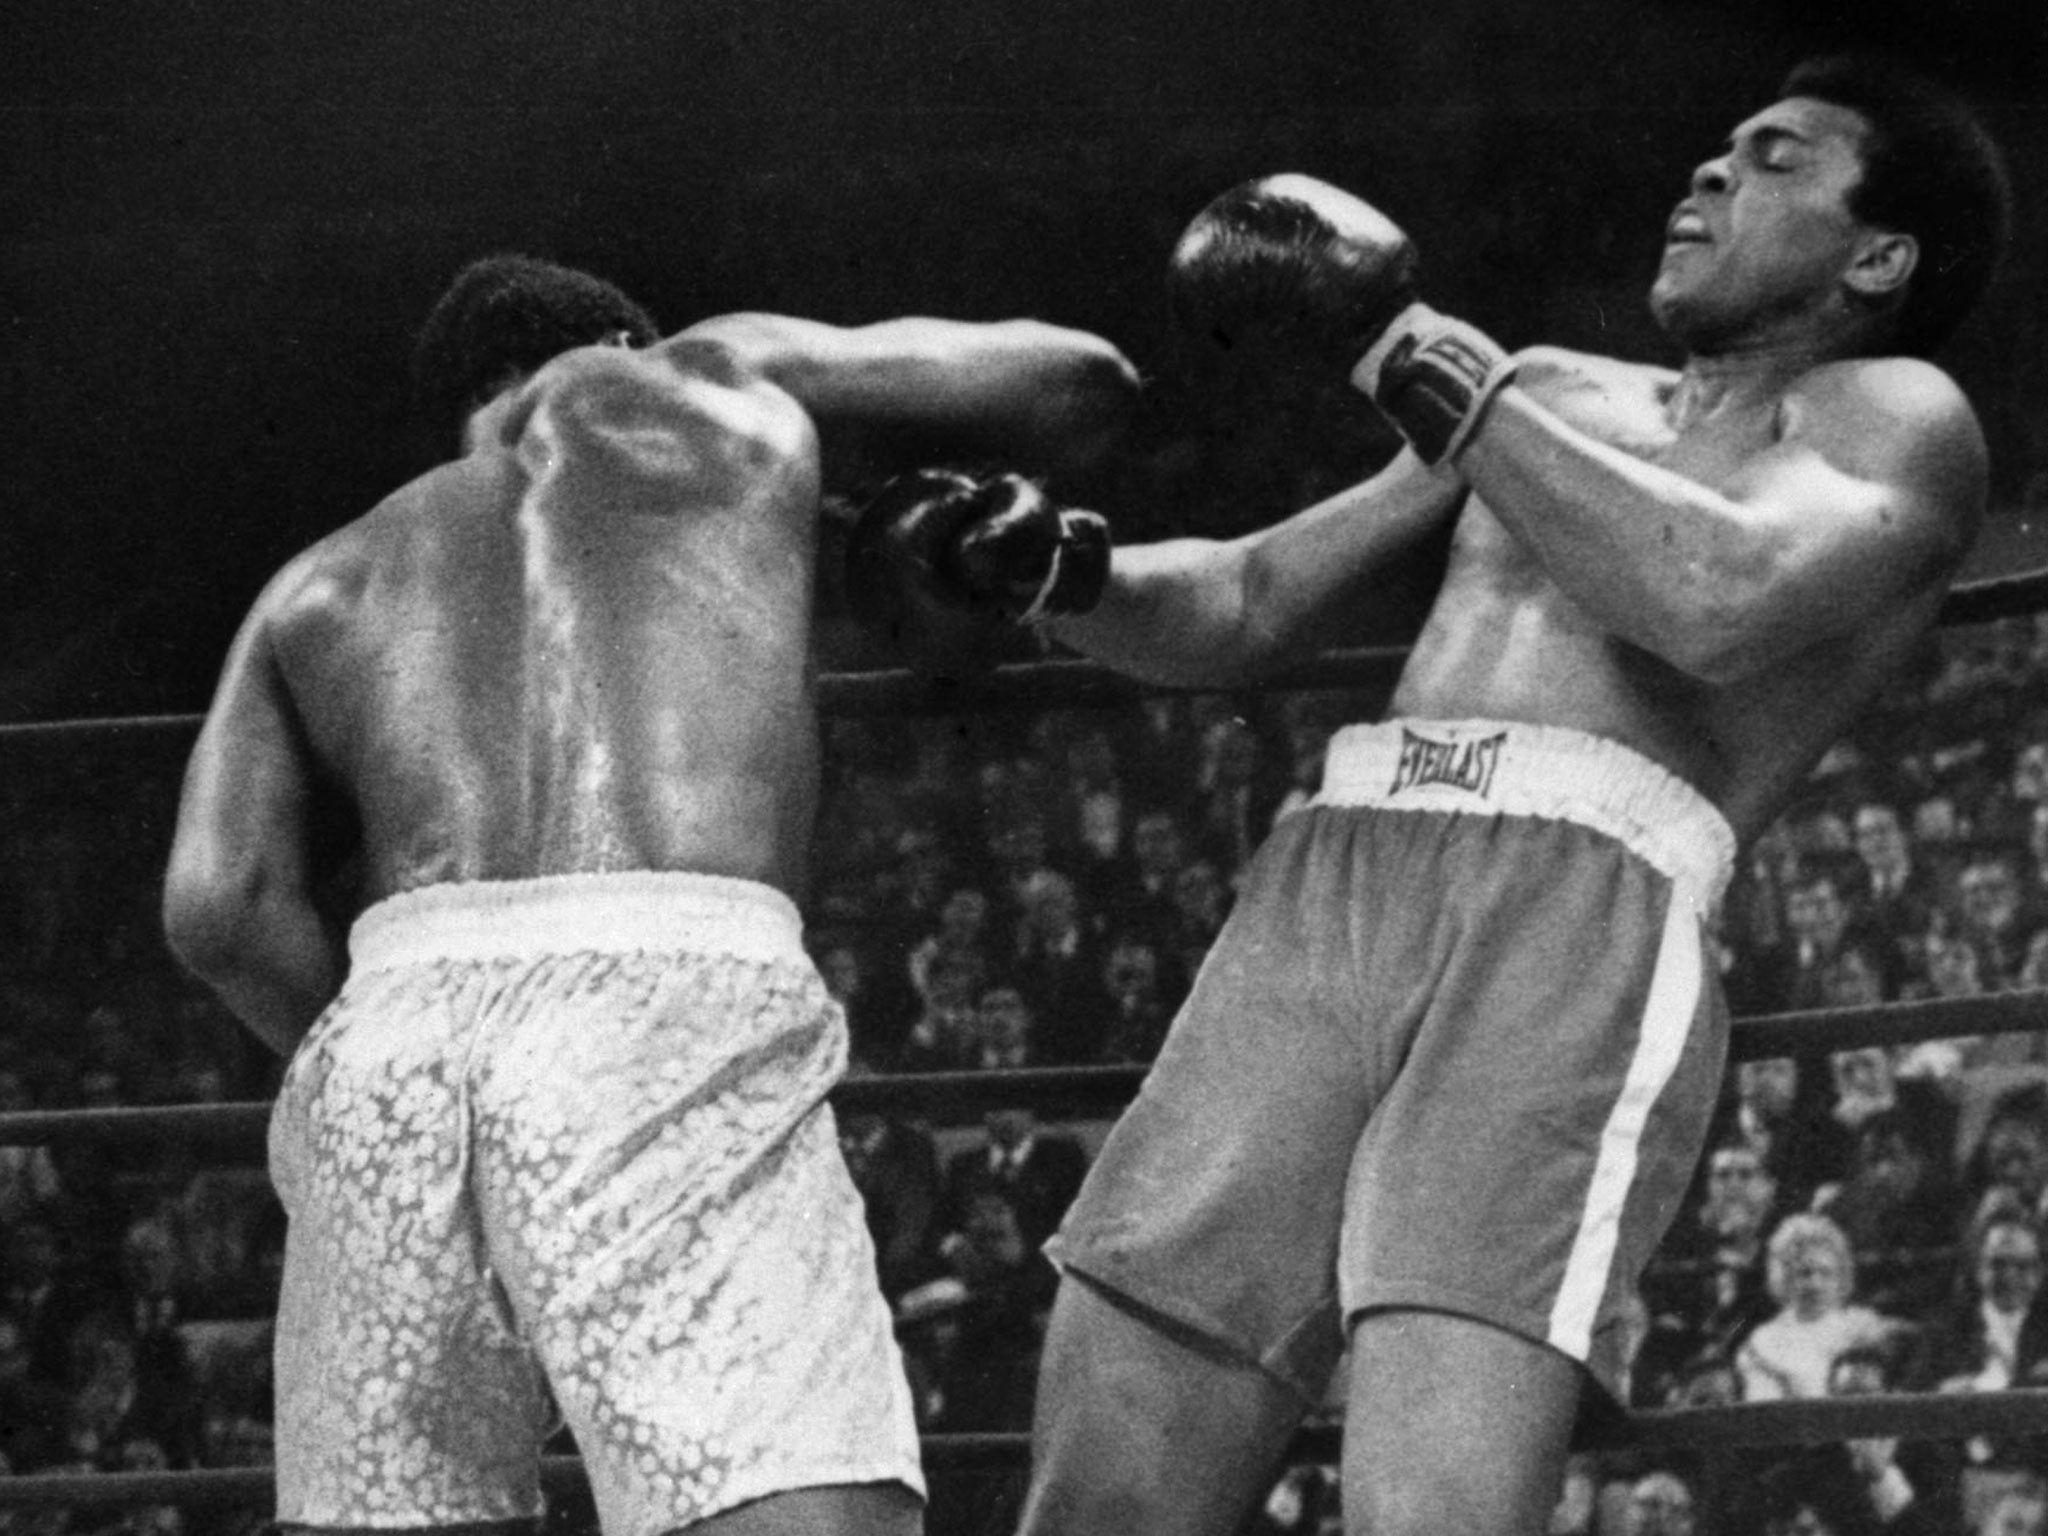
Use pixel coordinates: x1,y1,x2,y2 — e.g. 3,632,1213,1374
269,872,923,1533
1047,719,1736,1403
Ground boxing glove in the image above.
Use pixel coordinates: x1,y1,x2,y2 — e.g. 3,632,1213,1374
846,469,1110,635
1168,173,1515,464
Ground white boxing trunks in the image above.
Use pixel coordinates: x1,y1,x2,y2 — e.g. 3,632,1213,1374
1047,720,1736,1404
269,871,923,1533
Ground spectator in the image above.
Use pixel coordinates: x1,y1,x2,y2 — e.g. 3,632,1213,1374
1757,853,1868,1013
1810,1342,1964,1535
1619,1467,1700,1536
838,1102,942,1304
1649,1141,1779,1379
0,1311,67,1471
1165,857,1232,992
1187,714,1280,882
168,1176,280,1324
1050,724,1132,916
2026,805,2048,914
875,825,956,973
1819,1106,1965,1319
1252,1463,1342,1536
1748,1457,1867,1536
971,985,1036,1071
1963,1085,2048,1229
0,1071,62,1228
1096,807,1190,955
1010,870,1106,1067
58,1312,196,1470
1730,1055,1855,1213
988,809,1058,925
1976,1476,2048,1536
1954,844,2046,993
1912,791,1970,851
941,1105,1088,1256
112,1217,189,1344
1828,1046,1956,1164
1096,931,1176,1064
3,1217,92,1388
813,930,916,1073
895,955,984,1075
1270,695,1343,826
1820,934,1904,1013
1735,1213,1904,1402
925,1188,1057,1432
905,885,997,1008
2022,926,2048,998
1850,798,1942,961
1910,1210,2048,1444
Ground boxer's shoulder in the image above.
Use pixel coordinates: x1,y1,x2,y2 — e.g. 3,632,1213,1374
509,339,819,506
1510,347,1679,450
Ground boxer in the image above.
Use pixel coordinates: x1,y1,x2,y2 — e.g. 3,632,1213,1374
163,253,1137,1536
860,55,2010,1536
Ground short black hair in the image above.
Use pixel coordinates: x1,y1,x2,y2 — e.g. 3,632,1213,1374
1780,54,2012,357
410,255,660,452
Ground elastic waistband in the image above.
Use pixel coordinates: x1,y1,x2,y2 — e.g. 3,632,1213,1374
1315,719,1736,915
349,871,807,973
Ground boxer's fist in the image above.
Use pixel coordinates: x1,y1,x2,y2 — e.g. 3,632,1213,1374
1168,173,1515,463
1168,172,1421,370
847,469,1109,632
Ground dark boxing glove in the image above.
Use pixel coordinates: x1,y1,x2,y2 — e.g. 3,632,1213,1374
847,469,1109,634
1168,173,1515,464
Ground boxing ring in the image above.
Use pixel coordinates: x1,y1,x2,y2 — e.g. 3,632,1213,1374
3,565,2048,1517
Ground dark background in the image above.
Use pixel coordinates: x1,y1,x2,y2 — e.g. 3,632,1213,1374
6,0,2048,724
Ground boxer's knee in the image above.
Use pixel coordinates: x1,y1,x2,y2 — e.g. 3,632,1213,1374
1021,1275,1303,1536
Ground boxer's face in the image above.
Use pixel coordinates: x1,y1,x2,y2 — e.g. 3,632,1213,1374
1652,97,1885,347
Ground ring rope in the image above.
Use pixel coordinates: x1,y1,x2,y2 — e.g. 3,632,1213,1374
2,990,2041,1150
5,1393,2048,1510
1,558,2041,744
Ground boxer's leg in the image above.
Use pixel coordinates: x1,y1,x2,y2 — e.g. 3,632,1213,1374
1016,1276,1307,1536
1342,1309,1582,1536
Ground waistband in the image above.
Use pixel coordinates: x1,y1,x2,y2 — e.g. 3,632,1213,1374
349,871,807,973
1314,719,1736,916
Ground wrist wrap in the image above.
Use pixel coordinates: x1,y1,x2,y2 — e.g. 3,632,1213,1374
1352,303,1517,465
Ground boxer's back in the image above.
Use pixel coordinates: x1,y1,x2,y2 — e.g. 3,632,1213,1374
259,340,827,903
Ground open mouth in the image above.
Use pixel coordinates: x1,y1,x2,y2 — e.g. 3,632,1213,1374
1665,208,1710,246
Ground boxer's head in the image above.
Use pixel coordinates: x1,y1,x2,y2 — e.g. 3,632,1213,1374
1778,54,2011,357
1653,56,2008,360
412,254,659,455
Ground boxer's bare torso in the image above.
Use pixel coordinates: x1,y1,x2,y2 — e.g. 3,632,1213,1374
243,337,826,905
1392,345,1981,844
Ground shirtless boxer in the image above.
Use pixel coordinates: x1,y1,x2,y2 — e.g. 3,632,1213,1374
160,254,1136,1536
856,54,2012,1536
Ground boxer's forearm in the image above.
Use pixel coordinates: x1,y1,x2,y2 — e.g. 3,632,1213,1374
202,946,339,1058
681,313,1140,475
1049,537,1261,687
1053,452,1461,686
1457,389,1774,672
165,893,341,1057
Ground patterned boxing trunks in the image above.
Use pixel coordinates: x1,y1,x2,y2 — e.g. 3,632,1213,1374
1047,719,1737,1404
268,871,923,1533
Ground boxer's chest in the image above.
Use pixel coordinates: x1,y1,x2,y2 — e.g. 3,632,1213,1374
1525,354,1782,492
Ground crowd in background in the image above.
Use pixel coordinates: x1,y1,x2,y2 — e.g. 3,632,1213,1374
1,613,2046,1536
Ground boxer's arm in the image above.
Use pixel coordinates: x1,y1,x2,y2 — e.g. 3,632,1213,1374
669,313,1140,478
1456,357,1985,683
1049,449,1462,687
163,605,345,1057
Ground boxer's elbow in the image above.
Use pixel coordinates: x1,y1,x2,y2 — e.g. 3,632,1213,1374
163,882,245,989
1031,336,1143,472
1640,547,1788,685
162,856,277,989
